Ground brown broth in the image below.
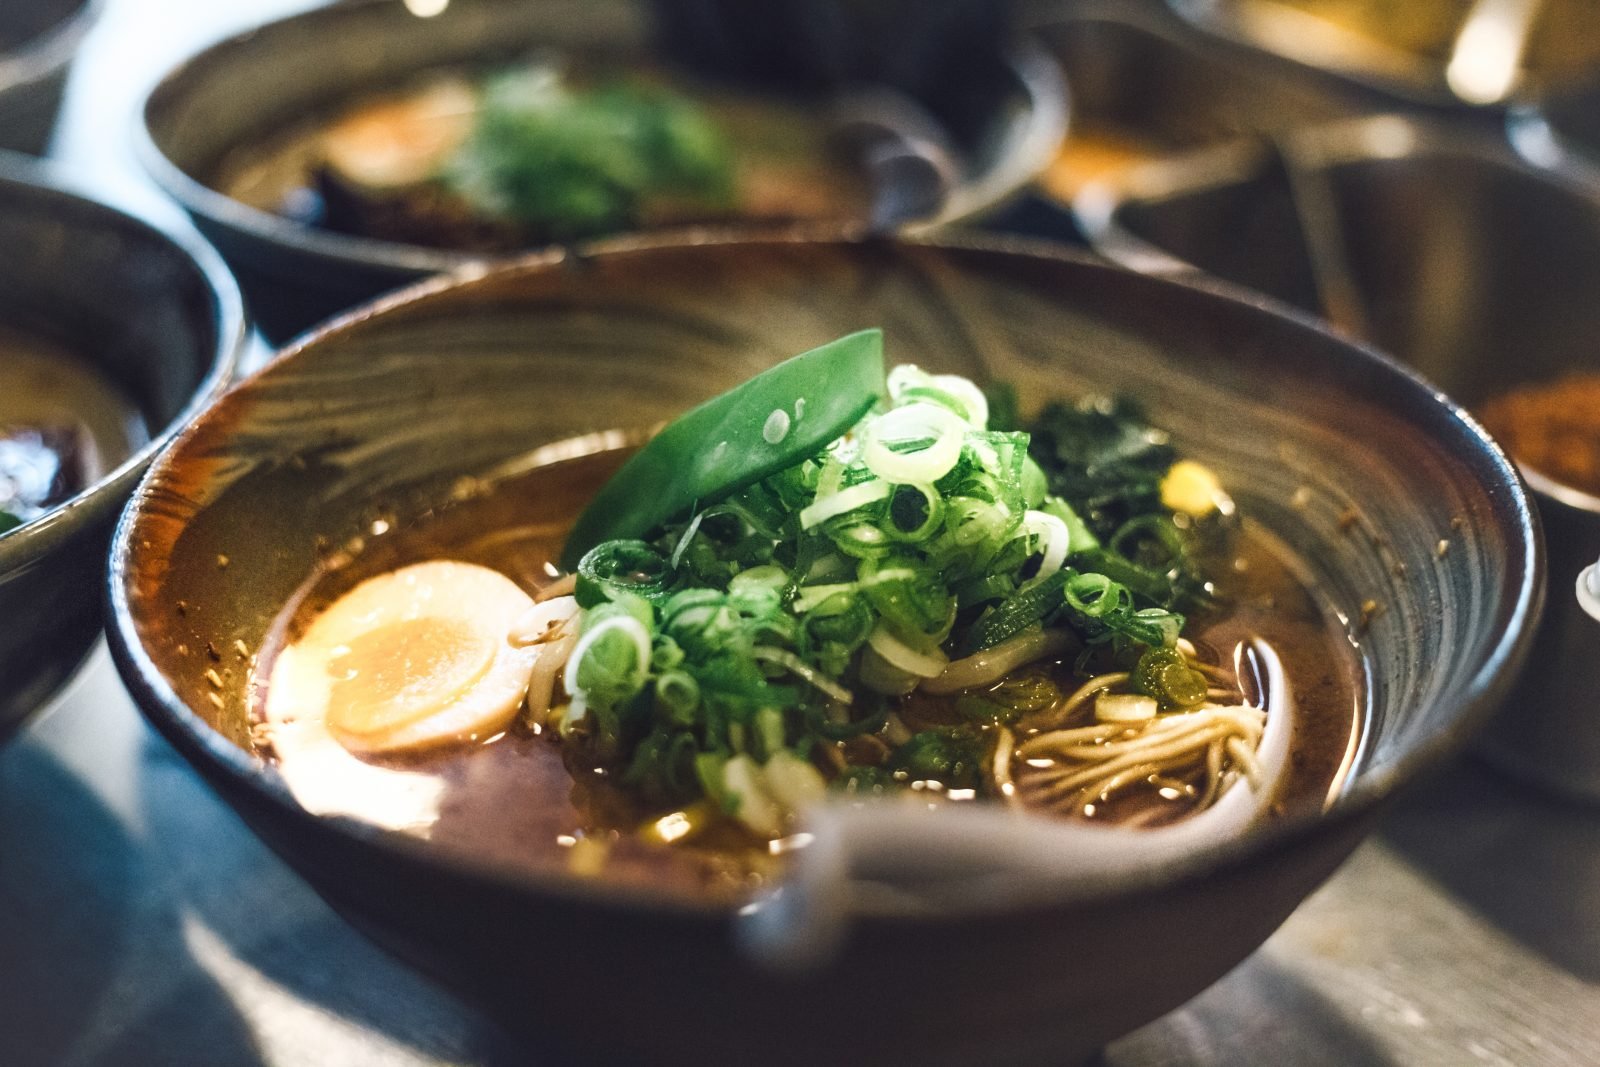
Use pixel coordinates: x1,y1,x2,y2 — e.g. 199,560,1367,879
0,331,148,527
253,443,1364,903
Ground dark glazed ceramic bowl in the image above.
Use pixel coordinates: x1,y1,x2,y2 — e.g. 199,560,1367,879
0,154,243,739
138,0,1066,343
0,0,98,154
107,234,1540,1065
1075,114,1600,796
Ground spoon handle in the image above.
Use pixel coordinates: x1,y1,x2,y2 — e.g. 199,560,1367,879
1579,563,1600,623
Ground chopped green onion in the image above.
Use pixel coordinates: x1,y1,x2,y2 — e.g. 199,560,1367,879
576,539,669,607
885,482,943,541
887,364,990,426
1132,645,1208,708
963,569,1071,654
861,402,967,484
798,478,891,529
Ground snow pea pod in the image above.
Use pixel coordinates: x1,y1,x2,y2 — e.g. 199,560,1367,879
561,329,886,569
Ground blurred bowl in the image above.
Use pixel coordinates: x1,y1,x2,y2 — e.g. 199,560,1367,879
0,153,243,740
139,0,1065,343
0,0,98,153
1077,113,1600,796
107,232,1539,1064
1168,0,1600,109
1029,3,1373,217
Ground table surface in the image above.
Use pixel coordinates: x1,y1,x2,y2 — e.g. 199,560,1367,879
5,2,1600,1064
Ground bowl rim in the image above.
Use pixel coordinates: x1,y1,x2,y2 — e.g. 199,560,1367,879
106,228,1545,921
133,0,1067,278
0,0,100,93
0,151,247,570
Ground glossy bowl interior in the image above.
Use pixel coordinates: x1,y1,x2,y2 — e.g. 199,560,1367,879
140,0,1064,342
0,0,96,154
0,154,243,738
108,235,1539,1064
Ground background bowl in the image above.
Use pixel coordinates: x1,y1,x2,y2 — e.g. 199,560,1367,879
1030,4,1373,209
139,0,1065,343
0,153,243,740
0,0,97,154
1167,0,1600,109
1075,114,1600,796
108,234,1539,1065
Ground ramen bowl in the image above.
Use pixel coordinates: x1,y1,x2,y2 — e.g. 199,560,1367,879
0,0,98,154
0,154,243,739
138,0,1065,343
107,233,1539,1064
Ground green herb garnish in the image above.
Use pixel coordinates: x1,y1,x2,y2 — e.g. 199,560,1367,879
555,335,1210,836
446,69,736,240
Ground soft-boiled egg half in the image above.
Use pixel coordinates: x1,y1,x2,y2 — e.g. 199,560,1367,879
261,560,554,830
266,560,542,755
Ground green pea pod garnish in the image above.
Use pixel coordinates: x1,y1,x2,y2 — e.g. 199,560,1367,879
561,329,887,569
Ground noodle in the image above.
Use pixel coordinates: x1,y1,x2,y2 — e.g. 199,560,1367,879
997,640,1269,825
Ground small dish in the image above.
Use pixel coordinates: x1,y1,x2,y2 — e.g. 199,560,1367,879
0,0,99,154
1168,0,1600,108
1030,4,1373,214
0,152,243,739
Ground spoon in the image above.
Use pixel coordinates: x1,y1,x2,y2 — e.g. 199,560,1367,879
738,638,1292,971
1446,0,1543,105
1579,557,1600,623
1272,135,1371,341
832,87,961,232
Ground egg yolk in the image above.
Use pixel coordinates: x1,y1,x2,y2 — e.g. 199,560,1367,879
326,616,496,738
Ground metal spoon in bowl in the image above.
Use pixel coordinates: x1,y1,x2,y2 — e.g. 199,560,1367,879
737,638,1293,972
831,87,961,232
1446,0,1542,106
1579,556,1600,623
